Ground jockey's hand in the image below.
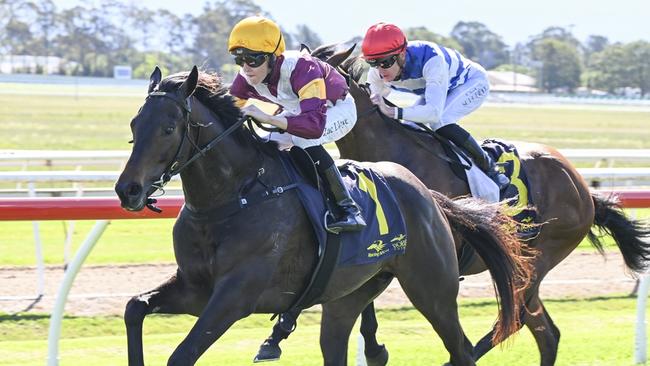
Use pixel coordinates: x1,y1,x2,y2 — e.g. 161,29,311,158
241,104,270,124
370,94,396,118
242,104,288,130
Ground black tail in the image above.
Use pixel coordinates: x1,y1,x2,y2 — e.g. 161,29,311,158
430,190,535,344
589,193,650,272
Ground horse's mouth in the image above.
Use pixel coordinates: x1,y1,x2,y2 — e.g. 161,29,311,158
119,194,147,212
115,180,154,212
122,199,146,211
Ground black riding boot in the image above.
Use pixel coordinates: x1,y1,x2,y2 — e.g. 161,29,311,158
304,145,366,233
437,124,510,190
322,164,367,233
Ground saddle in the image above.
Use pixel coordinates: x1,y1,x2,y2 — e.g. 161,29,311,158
281,146,408,310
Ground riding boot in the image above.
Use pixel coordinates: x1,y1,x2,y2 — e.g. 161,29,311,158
460,135,510,190
436,124,510,190
322,164,367,233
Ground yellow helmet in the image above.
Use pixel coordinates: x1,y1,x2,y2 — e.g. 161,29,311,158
228,16,285,56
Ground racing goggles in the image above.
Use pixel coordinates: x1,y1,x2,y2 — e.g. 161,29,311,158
232,52,268,68
366,55,398,69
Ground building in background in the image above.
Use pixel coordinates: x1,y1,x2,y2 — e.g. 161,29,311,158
0,55,64,74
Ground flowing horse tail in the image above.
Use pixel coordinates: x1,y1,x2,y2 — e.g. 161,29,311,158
430,190,535,344
589,193,650,273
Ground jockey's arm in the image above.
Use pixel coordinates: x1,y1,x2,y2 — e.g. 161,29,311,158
282,59,328,139
229,74,289,129
401,56,449,125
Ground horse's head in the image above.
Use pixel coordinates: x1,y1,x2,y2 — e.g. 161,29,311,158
115,66,199,211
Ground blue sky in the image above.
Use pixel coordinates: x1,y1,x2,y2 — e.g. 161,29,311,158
53,0,649,46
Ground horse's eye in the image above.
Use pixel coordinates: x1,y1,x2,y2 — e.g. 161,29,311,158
128,139,134,144
165,126,175,135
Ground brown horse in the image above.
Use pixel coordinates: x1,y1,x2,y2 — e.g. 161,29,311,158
305,45,650,366
114,66,533,366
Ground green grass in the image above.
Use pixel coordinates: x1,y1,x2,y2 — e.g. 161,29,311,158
0,94,142,150
0,219,176,265
1,87,650,150
2,209,647,266
0,296,642,365
466,105,650,149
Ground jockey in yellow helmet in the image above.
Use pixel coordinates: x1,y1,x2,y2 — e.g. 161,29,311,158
362,22,510,190
229,16,367,363
228,16,366,233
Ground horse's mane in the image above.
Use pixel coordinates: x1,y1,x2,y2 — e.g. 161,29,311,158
310,43,368,87
310,43,338,60
158,70,278,153
341,57,368,85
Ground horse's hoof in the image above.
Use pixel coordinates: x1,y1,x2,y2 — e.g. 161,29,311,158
366,344,389,366
253,342,281,363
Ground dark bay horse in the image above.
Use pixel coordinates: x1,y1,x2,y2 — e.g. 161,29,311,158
114,66,533,366
309,45,650,366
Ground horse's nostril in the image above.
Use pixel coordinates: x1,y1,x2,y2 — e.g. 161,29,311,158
127,183,142,197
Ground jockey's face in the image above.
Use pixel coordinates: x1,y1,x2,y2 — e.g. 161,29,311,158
377,52,405,82
240,55,270,85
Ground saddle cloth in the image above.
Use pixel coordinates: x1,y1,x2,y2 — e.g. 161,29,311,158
280,151,408,266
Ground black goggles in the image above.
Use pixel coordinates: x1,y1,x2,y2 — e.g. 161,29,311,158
366,55,398,69
232,53,268,68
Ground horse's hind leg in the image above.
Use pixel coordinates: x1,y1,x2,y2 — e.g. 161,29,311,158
360,302,389,366
321,273,393,366
524,291,560,366
125,273,208,366
397,258,474,365
473,279,560,366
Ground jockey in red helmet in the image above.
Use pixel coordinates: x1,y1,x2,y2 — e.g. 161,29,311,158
362,22,509,191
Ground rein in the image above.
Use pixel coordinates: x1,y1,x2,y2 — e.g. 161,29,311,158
144,91,249,211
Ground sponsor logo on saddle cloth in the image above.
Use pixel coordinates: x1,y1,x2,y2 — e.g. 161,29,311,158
336,162,408,266
482,139,538,238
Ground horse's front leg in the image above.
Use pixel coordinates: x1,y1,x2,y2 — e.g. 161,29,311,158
125,272,210,366
167,259,274,366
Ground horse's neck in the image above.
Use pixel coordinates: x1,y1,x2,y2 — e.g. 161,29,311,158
336,113,407,161
338,114,468,196
179,108,272,211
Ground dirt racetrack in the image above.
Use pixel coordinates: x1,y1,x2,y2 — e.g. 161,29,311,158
0,251,639,316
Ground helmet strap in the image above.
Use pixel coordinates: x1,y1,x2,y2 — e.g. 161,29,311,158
394,52,406,81
271,33,283,55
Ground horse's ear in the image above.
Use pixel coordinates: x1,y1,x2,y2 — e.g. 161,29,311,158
180,66,199,99
148,66,162,93
326,43,356,68
300,43,312,53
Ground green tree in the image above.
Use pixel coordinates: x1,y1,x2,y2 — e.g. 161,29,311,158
450,21,509,69
191,0,268,71
586,44,628,93
532,39,582,92
404,26,463,52
530,26,582,51
624,41,650,97
585,35,609,56
293,24,322,50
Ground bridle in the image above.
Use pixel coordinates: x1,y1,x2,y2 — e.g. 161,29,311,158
143,90,248,210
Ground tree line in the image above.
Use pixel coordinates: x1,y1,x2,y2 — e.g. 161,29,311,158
1,0,648,96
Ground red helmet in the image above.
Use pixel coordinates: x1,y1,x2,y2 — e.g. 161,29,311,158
362,22,407,59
